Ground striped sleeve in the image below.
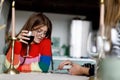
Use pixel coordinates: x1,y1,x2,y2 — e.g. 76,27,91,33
111,26,120,56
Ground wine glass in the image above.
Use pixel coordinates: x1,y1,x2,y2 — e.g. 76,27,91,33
23,31,34,58
87,31,99,58
87,31,99,79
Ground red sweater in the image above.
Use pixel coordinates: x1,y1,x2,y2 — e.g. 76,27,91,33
5,38,52,72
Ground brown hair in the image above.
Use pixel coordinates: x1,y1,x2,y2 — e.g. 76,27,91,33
18,13,52,39
104,0,120,38
5,13,52,55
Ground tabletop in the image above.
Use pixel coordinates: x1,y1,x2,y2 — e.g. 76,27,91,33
0,72,89,80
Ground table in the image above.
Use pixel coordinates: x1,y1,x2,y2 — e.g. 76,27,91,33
0,72,89,80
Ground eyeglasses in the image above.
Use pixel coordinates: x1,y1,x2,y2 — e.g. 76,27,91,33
35,29,47,36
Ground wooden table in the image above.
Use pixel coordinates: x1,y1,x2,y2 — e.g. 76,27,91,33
0,72,89,80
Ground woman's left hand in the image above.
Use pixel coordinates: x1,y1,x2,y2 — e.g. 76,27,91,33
67,63,85,75
17,30,30,44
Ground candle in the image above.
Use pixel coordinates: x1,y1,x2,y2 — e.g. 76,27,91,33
100,0,105,37
12,1,15,39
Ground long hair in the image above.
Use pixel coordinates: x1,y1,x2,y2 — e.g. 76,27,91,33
17,13,52,39
5,13,52,55
104,0,120,39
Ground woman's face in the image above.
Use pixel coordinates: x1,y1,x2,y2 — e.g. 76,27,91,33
32,25,48,43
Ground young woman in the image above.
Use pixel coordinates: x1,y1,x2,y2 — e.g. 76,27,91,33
5,13,52,72
104,0,120,56
58,0,120,76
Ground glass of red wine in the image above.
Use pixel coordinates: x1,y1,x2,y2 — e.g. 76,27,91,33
23,31,34,58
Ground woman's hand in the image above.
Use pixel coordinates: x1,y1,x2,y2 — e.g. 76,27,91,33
68,63,91,75
58,60,89,75
17,30,30,44
58,60,72,70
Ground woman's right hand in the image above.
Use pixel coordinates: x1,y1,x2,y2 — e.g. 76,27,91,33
17,30,30,44
58,60,90,75
58,60,72,70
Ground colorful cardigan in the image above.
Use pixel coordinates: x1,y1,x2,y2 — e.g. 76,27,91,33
5,38,52,72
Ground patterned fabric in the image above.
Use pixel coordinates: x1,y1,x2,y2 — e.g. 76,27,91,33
111,24,120,56
5,38,52,72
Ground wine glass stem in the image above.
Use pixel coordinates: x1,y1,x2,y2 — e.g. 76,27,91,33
27,45,29,56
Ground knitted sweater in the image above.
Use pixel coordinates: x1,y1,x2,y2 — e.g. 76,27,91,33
5,38,52,72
